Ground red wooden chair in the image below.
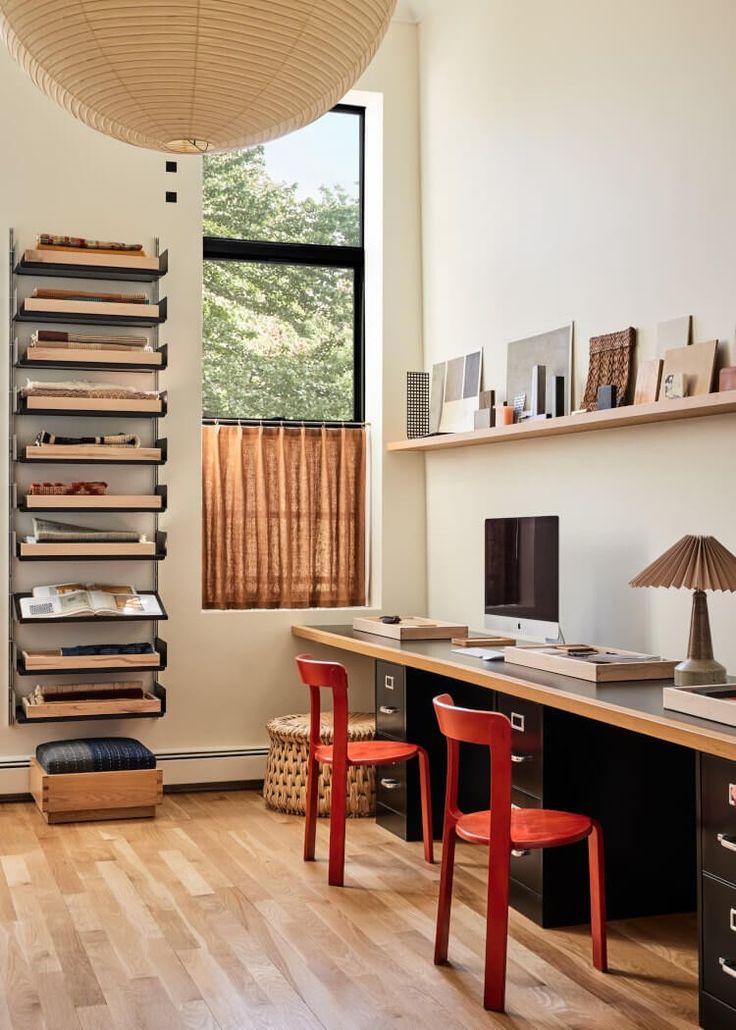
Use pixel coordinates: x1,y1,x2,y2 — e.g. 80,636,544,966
295,654,434,887
432,693,607,1012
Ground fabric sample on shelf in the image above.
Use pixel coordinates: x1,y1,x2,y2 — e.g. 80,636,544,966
21,379,159,401
33,288,147,305
36,737,156,774
60,642,155,657
581,328,636,410
31,330,149,351
38,234,144,252
34,430,141,447
31,518,145,543
28,482,108,496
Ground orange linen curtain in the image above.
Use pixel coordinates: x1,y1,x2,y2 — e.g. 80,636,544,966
202,424,367,609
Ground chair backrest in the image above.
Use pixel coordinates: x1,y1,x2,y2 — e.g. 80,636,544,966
433,693,512,843
295,654,350,765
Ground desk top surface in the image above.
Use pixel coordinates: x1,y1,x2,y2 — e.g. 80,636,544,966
291,624,736,762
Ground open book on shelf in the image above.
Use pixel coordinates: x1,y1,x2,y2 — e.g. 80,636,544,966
19,583,164,620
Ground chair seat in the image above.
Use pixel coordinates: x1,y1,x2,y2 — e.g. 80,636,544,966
314,740,420,766
456,808,593,849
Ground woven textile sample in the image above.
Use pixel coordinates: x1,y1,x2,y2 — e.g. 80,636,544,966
582,328,636,410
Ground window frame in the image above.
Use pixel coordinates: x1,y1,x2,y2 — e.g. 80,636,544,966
202,103,366,426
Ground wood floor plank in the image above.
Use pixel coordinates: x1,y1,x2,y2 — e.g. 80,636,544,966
0,791,701,1029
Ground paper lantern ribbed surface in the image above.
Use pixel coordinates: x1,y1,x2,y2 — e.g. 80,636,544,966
0,0,396,153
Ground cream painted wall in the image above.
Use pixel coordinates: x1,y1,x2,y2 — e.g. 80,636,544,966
417,1,736,667
0,21,425,789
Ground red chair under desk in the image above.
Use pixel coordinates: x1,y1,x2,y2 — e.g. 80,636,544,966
295,654,434,886
432,693,607,1012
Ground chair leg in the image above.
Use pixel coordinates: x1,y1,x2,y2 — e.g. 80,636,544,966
327,758,348,887
416,747,434,865
434,821,457,964
303,754,319,862
588,819,608,973
483,844,510,1012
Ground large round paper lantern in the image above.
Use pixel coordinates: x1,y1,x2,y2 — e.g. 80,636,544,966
0,1,396,153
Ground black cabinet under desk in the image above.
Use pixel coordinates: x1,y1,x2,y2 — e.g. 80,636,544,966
374,659,696,929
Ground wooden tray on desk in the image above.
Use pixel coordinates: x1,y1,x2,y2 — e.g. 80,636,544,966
352,616,468,640
504,644,677,683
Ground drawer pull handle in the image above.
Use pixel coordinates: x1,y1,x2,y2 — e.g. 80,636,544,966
511,849,530,858
731,908,736,933
718,833,736,852
511,752,533,764
379,705,399,715
719,957,736,979
510,713,525,732
380,778,401,790
384,675,395,690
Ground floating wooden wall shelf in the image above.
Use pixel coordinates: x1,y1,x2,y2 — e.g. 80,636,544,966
387,391,736,453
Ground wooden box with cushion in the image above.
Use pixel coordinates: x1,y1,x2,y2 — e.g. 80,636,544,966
30,737,163,824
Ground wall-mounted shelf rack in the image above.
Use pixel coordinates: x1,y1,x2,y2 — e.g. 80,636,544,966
15,530,167,562
13,591,168,624
16,638,168,677
14,296,167,327
15,393,167,418
8,228,169,726
387,390,736,453
17,343,168,372
12,682,166,723
15,249,168,283
18,438,167,464
18,485,167,513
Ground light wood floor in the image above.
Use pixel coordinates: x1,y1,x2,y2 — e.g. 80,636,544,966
0,791,699,1029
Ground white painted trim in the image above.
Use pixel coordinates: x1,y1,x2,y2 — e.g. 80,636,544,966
0,746,269,796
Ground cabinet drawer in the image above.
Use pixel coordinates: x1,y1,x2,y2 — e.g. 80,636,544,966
703,874,736,1010
510,789,542,894
376,661,406,739
376,762,407,814
701,755,736,886
496,695,543,798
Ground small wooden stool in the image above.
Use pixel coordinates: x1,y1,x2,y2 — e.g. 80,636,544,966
264,712,376,817
30,737,163,824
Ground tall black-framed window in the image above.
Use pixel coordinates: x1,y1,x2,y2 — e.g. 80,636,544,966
202,104,365,425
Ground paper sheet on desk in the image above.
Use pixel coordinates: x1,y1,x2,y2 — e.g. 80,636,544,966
451,647,504,661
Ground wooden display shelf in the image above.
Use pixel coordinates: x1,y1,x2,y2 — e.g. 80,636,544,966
17,344,167,372
17,682,166,722
17,638,167,677
16,393,166,418
387,391,736,452
13,591,167,624
15,248,168,283
16,531,167,562
18,485,167,513
18,344,166,372
19,438,167,465
15,296,167,328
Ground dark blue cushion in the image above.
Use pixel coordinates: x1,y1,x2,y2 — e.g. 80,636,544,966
36,737,155,775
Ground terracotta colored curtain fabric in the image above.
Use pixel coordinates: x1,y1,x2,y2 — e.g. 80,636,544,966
202,424,366,609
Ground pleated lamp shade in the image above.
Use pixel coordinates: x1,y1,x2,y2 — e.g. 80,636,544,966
629,535,736,592
0,0,396,153
630,535,736,686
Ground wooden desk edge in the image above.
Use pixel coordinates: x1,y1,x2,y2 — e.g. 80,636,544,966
292,624,736,761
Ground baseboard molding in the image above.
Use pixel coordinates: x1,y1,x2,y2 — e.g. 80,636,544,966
0,747,269,798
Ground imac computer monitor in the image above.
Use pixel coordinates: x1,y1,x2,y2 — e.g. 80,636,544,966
484,516,559,642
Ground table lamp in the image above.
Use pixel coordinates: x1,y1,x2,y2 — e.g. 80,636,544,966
630,535,736,687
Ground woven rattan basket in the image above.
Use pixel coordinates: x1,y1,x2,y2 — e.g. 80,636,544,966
264,712,376,818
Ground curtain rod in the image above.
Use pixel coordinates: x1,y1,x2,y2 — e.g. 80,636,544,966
201,417,370,428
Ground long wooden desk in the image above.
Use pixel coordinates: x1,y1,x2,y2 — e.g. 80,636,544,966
292,624,736,1029
292,624,736,760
